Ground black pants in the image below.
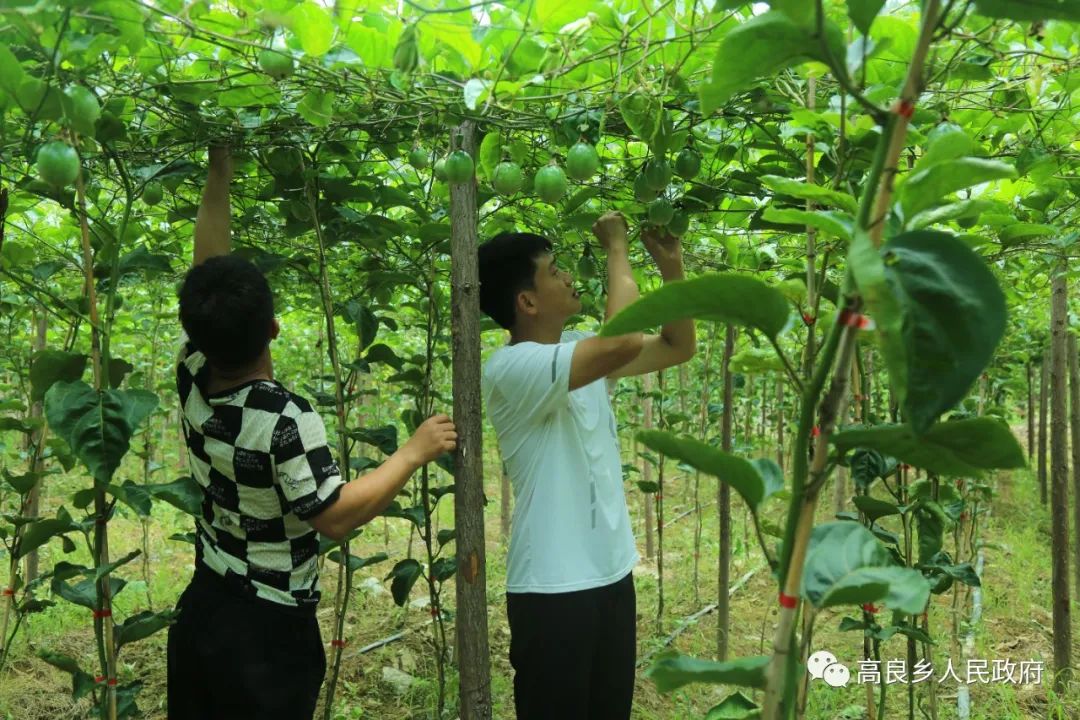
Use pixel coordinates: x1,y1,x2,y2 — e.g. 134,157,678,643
506,572,636,720
167,569,326,720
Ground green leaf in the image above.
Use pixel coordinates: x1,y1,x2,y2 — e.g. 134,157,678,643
431,556,457,582
637,430,782,511
619,92,662,144
899,158,1016,218
364,343,404,370
974,0,1080,21
16,507,78,559
801,522,930,614
298,90,333,128
999,223,1056,247
477,131,502,178
328,550,388,574
850,227,907,410
386,558,423,606
464,78,488,110
437,528,456,547
350,425,398,455
290,2,335,56
706,691,761,720
700,12,846,115
0,44,25,97
115,609,179,651
759,176,859,214
848,0,887,33
915,503,945,563
2,469,39,495
38,651,97,701
52,575,126,610
852,496,900,524
832,418,1027,478
145,476,204,516
599,274,791,341
849,448,892,490
647,653,769,693
30,351,87,402
761,207,853,241
883,231,1006,432
45,382,158,486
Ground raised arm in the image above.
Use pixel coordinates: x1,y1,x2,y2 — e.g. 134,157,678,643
592,211,639,320
608,225,695,378
192,146,233,266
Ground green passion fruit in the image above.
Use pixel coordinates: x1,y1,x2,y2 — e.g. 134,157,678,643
534,165,568,204
648,198,675,225
491,161,524,196
143,182,163,206
643,159,672,191
674,149,701,180
36,141,80,188
443,151,474,183
565,142,600,181
258,49,295,80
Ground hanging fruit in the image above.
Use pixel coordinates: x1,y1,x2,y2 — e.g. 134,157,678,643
634,173,659,203
534,164,568,204
492,161,524,196
643,158,672,191
408,148,429,169
443,151,474,183
674,148,701,180
258,49,295,79
565,142,600,180
648,198,674,225
576,245,598,279
143,181,163,206
36,141,80,188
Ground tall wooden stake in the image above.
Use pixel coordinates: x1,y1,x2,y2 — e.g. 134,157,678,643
449,120,492,720
1049,266,1072,692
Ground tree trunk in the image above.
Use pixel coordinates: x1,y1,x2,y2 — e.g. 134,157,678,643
448,120,492,720
1027,360,1035,460
717,325,735,660
1068,332,1080,602
24,309,47,584
643,374,656,561
1049,269,1072,692
500,463,511,543
1039,348,1050,505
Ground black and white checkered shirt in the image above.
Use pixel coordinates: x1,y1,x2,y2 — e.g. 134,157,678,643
177,334,344,609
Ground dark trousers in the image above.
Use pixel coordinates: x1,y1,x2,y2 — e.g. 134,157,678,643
506,572,636,720
167,569,326,720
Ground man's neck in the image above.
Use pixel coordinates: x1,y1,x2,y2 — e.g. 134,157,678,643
207,352,273,393
510,319,565,345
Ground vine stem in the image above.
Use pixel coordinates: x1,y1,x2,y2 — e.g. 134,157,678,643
302,151,354,720
761,4,942,718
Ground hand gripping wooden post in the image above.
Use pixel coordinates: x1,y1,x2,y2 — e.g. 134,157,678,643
449,120,493,719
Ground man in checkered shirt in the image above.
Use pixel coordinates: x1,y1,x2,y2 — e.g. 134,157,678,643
167,146,457,720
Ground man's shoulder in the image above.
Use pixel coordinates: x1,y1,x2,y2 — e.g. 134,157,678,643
244,381,316,419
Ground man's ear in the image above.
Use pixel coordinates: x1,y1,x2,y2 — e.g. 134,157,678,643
270,317,281,341
516,290,538,319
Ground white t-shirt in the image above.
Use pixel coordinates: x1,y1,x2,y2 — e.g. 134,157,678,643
482,330,639,593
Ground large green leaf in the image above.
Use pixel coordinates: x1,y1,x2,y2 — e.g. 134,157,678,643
883,231,1006,432
850,227,907,410
328,550,389,575
761,207,853,241
115,609,179,651
44,382,158,486
974,0,1080,21
30,351,87,402
143,476,204,516
801,522,930,614
700,12,846,115
289,2,335,56
619,92,662,144
999,223,1056,247
759,176,859,214
899,158,1016,218
637,430,782,511
38,651,97,701
852,496,900,524
832,418,1026,477
848,0,887,33
386,558,423,606
647,653,769,693
706,692,760,719
16,507,78,559
599,274,791,340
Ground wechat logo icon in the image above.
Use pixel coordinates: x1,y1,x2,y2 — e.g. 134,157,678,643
808,650,850,688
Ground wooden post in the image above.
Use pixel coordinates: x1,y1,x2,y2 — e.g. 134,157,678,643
24,309,47,583
1068,332,1080,601
643,374,656,561
448,120,492,720
717,325,735,660
1039,348,1050,505
1027,359,1036,460
1049,268,1072,692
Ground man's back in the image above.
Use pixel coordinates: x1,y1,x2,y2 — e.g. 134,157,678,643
177,336,343,608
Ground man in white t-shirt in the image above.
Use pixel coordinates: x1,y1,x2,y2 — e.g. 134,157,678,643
478,211,695,719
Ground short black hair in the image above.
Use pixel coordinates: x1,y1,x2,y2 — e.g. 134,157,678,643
477,232,553,330
179,255,275,370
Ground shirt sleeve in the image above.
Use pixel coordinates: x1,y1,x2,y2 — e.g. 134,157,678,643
271,409,345,520
176,330,209,409
487,337,579,420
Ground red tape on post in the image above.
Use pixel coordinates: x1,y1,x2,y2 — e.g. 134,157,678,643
802,313,816,326
1,588,13,597
893,99,915,119
839,309,871,330
93,609,112,619
778,592,798,609
862,603,880,614
330,639,347,648
811,426,821,438
108,678,117,687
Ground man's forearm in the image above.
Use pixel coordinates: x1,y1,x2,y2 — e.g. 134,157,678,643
323,449,421,537
605,245,639,320
657,258,695,354
193,162,232,266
